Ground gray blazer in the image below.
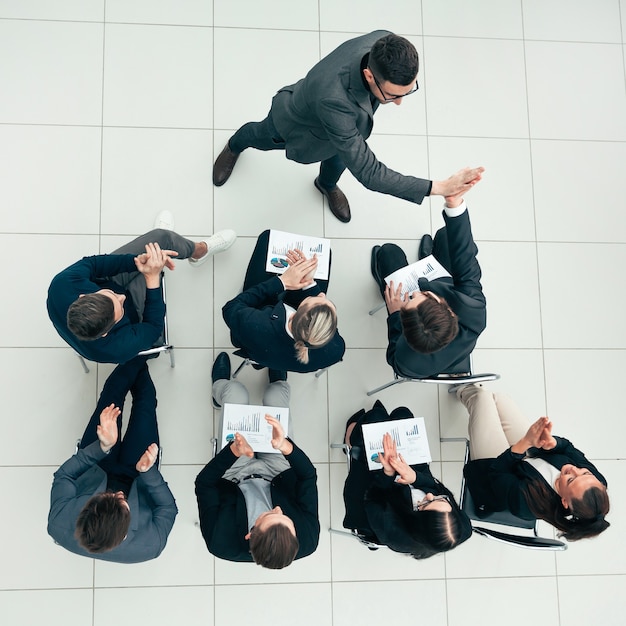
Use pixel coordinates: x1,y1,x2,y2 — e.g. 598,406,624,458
48,441,178,563
270,30,431,204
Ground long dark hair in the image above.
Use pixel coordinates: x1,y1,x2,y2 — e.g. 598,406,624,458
522,479,610,541
365,480,472,559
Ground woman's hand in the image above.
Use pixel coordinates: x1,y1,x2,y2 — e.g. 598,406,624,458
377,432,398,477
538,419,557,450
512,417,553,453
279,253,318,290
388,453,417,485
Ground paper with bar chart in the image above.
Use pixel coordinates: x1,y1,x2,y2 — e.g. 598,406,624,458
361,417,431,471
220,404,289,454
265,229,331,280
384,255,451,296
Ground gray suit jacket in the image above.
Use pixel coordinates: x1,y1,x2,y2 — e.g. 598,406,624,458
48,441,178,563
270,30,431,204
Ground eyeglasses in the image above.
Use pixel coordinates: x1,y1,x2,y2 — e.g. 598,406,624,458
416,494,450,510
368,68,419,101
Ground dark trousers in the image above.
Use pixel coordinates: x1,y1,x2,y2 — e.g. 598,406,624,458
374,226,452,297
80,356,159,479
228,114,346,189
244,230,331,296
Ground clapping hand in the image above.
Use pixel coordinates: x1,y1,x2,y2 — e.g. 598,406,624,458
96,403,120,452
279,251,318,290
376,432,398,477
388,453,417,485
266,414,293,455
230,432,254,458
384,281,408,314
135,242,178,275
537,418,557,450
136,443,159,472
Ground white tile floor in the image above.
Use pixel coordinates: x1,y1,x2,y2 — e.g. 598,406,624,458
0,1,625,625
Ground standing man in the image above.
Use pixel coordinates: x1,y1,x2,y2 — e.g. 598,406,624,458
47,219,236,363
48,356,178,563
195,353,320,569
213,30,483,223
370,185,486,378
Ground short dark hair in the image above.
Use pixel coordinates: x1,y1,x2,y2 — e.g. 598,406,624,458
400,296,459,353
67,293,116,340
249,523,299,569
75,492,131,553
369,33,419,85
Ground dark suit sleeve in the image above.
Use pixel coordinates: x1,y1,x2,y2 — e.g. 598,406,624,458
48,441,106,526
385,312,404,370
282,283,322,309
195,445,240,548
481,448,534,516
136,466,178,550
317,98,431,204
222,276,285,334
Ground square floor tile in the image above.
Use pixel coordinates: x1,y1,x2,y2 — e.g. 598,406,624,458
101,127,214,236
537,242,626,348
95,586,213,626
106,0,212,26
0,467,94,589
522,0,622,42
0,125,101,235
526,41,626,141
428,137,536,241
214,0,317,29
0,589,93,626
558,575,626,626
0,0,103,20
475,241,543,350
447,577,559,626
319,3,422,35
424,36,528,138
0,20,103,125
544,349,626,460
532,139,626,243
423,0,523,38
103,23,212,128
213,28,319,130
216,582,331,626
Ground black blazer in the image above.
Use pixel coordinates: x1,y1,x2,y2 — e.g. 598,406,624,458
222,276,345,373
195,440,320,562
464,437,608,520
342,402,443,546
387,209,486,378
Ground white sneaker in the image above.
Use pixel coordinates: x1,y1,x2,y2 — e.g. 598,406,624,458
189,229,237,267
154,210,175,231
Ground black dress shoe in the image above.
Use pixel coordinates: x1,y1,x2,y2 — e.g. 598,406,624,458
314,177,351,223
418,234,434,260
211,352,231,408
268,369,288,383
370,245,386,291
213,143,241,186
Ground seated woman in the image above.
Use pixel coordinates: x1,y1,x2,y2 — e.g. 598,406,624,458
459,384,610,541
222,230,345,375
342,400,472,558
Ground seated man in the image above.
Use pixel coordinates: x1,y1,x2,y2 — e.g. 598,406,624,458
47,356,178,563
370,185,486,378
195,353,320,569
47,219,236,363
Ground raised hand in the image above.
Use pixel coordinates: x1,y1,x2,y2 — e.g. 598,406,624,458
431,166,485,201
376,432,398,476
96,403,120,452
266,414,293,455
388,453,417,485
136,442,159,472
279,254,318,290
538,418,557,450
230,432,254,458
